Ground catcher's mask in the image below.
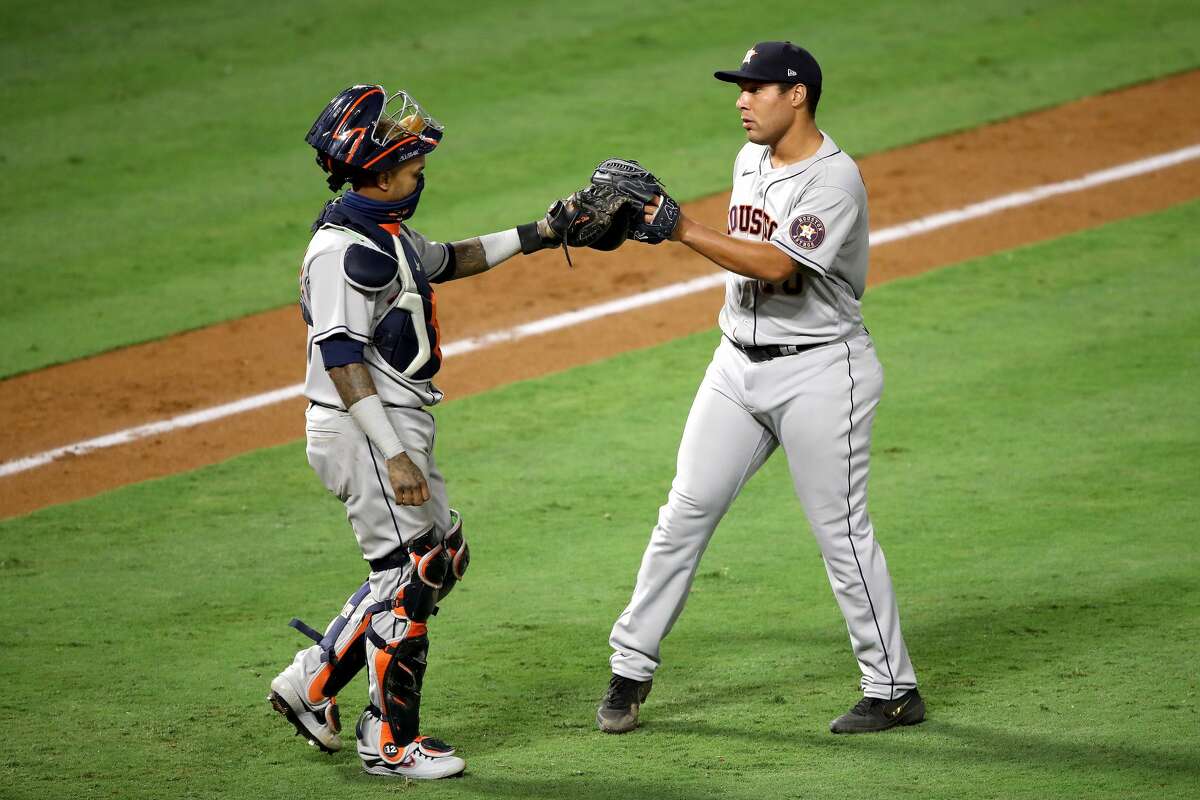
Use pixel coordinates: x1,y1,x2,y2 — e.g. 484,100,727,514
306,84,443,179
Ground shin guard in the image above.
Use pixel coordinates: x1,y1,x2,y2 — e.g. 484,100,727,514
287,580,372,703
373,630,429,753
357,516,467,762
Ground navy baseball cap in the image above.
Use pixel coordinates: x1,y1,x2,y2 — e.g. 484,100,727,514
714,41,822,87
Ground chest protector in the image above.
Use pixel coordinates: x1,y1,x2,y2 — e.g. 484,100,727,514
310,200,443,381
372,235,442,381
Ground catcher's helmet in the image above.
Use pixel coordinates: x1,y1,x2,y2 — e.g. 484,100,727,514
306,84,443,178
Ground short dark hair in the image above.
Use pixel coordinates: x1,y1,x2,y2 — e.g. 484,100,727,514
323,159,382,193
778,82,821,117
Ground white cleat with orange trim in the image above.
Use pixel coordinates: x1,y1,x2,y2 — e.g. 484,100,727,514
268,663,343,753
356,705,465,779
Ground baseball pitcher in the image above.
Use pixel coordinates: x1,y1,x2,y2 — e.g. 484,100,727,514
589,42,924,735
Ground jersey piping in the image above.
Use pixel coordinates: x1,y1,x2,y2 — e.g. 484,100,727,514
747,146,846,345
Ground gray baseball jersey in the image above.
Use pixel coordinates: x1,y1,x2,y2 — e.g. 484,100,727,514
299,217,458,558
609,133,917,701
719,133,868,346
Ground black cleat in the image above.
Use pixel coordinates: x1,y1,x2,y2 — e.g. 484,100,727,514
596,673,652,734
829,688,925,734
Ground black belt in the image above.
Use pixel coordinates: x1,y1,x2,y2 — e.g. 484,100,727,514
726,336,830,363
307,398,414,411
368,528,437,572
368,548,410,572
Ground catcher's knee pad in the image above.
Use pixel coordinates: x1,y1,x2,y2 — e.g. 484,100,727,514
392,530,449,622
437,509,470,602
369,513,469,623
377,633,429,748
286,580,372,700
393,513,469,620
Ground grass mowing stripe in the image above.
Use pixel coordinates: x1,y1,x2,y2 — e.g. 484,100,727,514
3,0,1200,376
1,202,1197,798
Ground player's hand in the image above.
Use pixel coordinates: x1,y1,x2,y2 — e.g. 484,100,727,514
387,453,430,506
536,215,562,245
643,195,685,241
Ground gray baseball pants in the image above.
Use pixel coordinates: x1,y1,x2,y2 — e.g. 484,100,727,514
609,333,917,699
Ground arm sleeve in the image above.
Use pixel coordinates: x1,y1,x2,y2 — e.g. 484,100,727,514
317,334,365,369
768,185,859,276
306,250,376,345
404,226,457,283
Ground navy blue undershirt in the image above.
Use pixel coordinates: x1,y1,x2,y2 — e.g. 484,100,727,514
319,335,365,368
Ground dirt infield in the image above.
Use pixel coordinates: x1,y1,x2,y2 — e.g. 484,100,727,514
3,70,1199,518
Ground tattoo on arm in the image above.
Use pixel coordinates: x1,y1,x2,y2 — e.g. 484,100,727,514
449,238,489,279
328,362,378,407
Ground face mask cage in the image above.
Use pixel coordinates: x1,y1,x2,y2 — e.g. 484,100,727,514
377,90,444,146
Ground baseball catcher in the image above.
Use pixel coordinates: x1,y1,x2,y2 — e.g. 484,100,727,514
267,82,619,780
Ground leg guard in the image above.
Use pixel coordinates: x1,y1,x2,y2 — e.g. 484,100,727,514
270,579,376,753
286,579,372,703
364,536,438,754
358,516,466,762
376,632,429,751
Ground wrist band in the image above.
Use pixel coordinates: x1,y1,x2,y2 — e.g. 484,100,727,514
479,228,522,266
517,221,545,254
347,395,405,460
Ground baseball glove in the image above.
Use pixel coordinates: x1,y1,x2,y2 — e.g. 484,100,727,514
544,184,638,266
590,158,681,244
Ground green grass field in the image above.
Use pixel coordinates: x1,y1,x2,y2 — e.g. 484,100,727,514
2,202,1197,799
2,0,1199,377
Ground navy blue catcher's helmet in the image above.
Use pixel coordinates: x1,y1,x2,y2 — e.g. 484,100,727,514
306,84,444,184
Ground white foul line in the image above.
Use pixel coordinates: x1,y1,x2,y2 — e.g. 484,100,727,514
868,144,1200,245
3,143,1198,479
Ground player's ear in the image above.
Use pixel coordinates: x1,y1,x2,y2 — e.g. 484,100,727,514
792,84,808,110
374,164,400,192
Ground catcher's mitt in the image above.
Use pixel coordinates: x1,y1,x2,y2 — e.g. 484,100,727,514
544,184,637,266
590,158,681,244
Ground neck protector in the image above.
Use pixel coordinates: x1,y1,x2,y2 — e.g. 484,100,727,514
342,174,425,223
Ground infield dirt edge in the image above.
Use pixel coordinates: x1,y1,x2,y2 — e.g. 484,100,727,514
2,70,1199,518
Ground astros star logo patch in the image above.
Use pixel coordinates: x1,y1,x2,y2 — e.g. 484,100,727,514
743,48,758,64
789,214,826,250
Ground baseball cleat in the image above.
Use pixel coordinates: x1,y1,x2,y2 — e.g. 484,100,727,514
268,668,342,753
360,737,466,780
356,706,465,779
596,673,652,734
829,688,925,734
